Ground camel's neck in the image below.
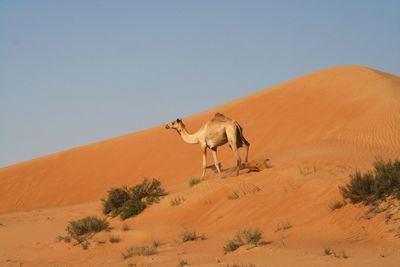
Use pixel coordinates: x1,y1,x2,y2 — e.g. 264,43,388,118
177,126,200,144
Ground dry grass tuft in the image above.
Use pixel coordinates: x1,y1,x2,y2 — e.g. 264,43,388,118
181,229,206,242
122,241,159,259
223,228,264,254
171,195,186,206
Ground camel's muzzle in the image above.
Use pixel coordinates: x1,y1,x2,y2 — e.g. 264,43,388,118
165,124,170,129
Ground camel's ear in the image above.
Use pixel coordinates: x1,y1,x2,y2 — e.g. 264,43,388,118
177,118,182,122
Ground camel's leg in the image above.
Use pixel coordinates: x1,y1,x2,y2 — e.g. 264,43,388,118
211,147,222,176
202,147,207,177
244,144,250,163
232,146,242,176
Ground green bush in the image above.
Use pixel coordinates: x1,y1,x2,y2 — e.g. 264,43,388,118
66,216,109,241
130,178,166,204
339,159,400,204
102,178,167,220
102,187,131,216
119,199,146,220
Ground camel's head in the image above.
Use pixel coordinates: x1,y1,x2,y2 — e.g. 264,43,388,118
165,118,184,131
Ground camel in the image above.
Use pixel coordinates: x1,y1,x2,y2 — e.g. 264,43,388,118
165,113,250,177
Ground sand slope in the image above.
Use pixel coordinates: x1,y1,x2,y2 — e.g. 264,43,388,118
1,65,400,266
1,65,399,214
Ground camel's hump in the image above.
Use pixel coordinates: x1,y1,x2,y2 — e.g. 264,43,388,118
211,112,233,123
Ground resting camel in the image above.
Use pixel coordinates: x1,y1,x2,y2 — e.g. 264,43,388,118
165,113,250,177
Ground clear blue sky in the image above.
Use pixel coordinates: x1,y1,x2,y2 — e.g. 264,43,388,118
1,1,399,167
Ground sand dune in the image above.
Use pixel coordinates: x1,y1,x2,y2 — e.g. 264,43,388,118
1,65,399,214
1,65,399,266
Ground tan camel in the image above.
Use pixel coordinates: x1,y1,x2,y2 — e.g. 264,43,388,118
165,113,250,177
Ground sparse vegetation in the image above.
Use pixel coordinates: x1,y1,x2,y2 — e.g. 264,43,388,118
102,186,131,217
189,177,202,187
119,199,147,220
102,178,167,220
299,164,317,176
227,184,261,200
122,224,130,231
170,195,186,206
122,241,159,259
324,247,349,258
330,201,345,210
179,259,189,266
339,159,400,204
66,216,110,241
63,216,110,249
55,235,71,243
227,191,240,200
181,229,206,242
274,222,293,232
223,228,264,254
339,249,349,259
152,239,160,247
109,235,120,243
324,247,333,255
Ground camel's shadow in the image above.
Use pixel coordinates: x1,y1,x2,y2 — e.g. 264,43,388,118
206,158,272,178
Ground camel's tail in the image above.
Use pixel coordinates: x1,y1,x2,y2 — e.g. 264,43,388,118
235,122,250,148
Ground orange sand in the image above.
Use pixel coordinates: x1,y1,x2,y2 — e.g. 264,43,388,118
1,66,399,266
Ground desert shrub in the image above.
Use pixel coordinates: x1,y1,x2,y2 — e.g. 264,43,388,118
122,241,159,259
179,260,189,266
227,191,240,200
170,195,186,206
109,235,120,243
66,216,109,246
298,164,317,176
102,178,167,220
339,159,400,204
66,216,109,238
181,229,206,242
274,222,293,232
55,235,71,243
240,228,263,245
330,201,345,210
324,247,349,258
189,177,202,187
223,228,263,254
324,247,333,255
102,187,131,216
130,178,166,204
122,224,130,231
119,199,147,220
224,239,242,253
